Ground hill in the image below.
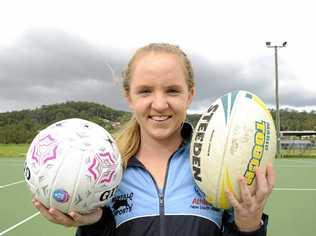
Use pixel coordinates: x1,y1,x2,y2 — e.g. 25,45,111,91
0,101,315,144
0,101,131,144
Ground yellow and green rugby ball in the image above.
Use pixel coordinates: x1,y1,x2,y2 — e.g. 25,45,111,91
190,90,276,209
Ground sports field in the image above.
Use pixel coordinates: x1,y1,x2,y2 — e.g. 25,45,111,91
1,157,316,235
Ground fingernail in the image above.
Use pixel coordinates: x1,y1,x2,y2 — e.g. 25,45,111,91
69,212,76,218
72,213,79,220
49,208,56,215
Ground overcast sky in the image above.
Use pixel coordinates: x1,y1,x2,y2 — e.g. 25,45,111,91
0,0,315,113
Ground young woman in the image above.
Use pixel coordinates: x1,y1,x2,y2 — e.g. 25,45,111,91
33,43,275,236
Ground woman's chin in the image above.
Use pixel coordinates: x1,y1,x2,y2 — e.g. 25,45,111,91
146,128,180,141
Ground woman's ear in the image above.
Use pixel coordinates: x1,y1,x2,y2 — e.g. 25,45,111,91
125,94,134,110
187,87,195,107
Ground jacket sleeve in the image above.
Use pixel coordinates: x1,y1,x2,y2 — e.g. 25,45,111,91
75,207,115,236
221,210,268,236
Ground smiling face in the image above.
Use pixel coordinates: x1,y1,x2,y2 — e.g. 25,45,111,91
126,52,195,142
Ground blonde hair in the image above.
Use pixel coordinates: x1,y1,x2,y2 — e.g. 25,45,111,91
115,43,195,167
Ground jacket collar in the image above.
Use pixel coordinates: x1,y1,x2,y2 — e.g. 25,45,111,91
127,122,193,168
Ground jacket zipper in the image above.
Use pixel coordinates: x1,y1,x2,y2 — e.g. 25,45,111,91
143,153,174,236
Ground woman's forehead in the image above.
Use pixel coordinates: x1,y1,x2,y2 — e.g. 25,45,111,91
134,52,181,67
133,52,185,75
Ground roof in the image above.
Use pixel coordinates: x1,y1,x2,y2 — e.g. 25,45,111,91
281,140,312,144
280,131,316,136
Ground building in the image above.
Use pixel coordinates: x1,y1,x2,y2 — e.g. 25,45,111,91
281,139,313,149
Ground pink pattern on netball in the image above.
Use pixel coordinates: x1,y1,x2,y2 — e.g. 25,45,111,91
88,151,117,184
31,134,58,165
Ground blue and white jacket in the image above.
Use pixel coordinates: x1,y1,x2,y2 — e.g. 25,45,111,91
76,123,268,236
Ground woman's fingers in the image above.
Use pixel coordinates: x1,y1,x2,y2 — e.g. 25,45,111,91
228,164,275,231
49,208,76,227
226,164,276,209
238,176,253,204
225,189,241,210
266,163,276,191
254,166,269,203
32,198,94,227
255,164,275,203
69,208,103,226
33,199,59,224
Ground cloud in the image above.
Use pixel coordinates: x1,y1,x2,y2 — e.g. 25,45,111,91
0,29,314,113
189,53,315,112
0,29,128,112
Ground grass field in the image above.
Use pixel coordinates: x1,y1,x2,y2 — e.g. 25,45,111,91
0,144,29,158
1,143,315,159
1,157,316,235
282,148,316,158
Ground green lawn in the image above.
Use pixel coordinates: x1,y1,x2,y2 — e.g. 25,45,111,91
0,144,30,158
1,143,315,159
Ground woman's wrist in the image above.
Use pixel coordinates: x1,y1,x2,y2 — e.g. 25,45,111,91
235,218,263,232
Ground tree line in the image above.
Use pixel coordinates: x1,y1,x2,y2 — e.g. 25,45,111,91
0,101,315,144
0,101,131,144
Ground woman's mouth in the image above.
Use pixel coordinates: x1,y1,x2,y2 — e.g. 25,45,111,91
149,115,171,122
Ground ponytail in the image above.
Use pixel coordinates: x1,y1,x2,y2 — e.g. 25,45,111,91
114,117,141,167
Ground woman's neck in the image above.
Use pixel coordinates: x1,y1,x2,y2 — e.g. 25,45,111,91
138,130,182,161
136,129,183,189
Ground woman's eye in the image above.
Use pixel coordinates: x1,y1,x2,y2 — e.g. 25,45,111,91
138,90,151,96
167,89,180,95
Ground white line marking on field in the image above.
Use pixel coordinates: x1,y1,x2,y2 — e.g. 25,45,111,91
0,180,25,189
0,212,40,236
274,187,316,191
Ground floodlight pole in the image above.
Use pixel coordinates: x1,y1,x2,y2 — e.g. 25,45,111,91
266,41,287,159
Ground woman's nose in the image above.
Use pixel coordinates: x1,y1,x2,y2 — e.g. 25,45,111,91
151,93,169,111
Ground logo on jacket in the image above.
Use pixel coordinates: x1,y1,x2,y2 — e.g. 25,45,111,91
111,192,133,216
191,197,211,210
191,185,211,210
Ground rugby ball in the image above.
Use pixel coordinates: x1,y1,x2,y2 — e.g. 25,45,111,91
24,118,123,214
190,90,276,209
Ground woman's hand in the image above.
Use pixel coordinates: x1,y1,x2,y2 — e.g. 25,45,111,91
226,163,275,232
32,198,103,227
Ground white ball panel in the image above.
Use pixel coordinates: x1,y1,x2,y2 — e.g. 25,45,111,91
24,118,123,214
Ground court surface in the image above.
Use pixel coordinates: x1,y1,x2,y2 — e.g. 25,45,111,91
1,157,315,235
